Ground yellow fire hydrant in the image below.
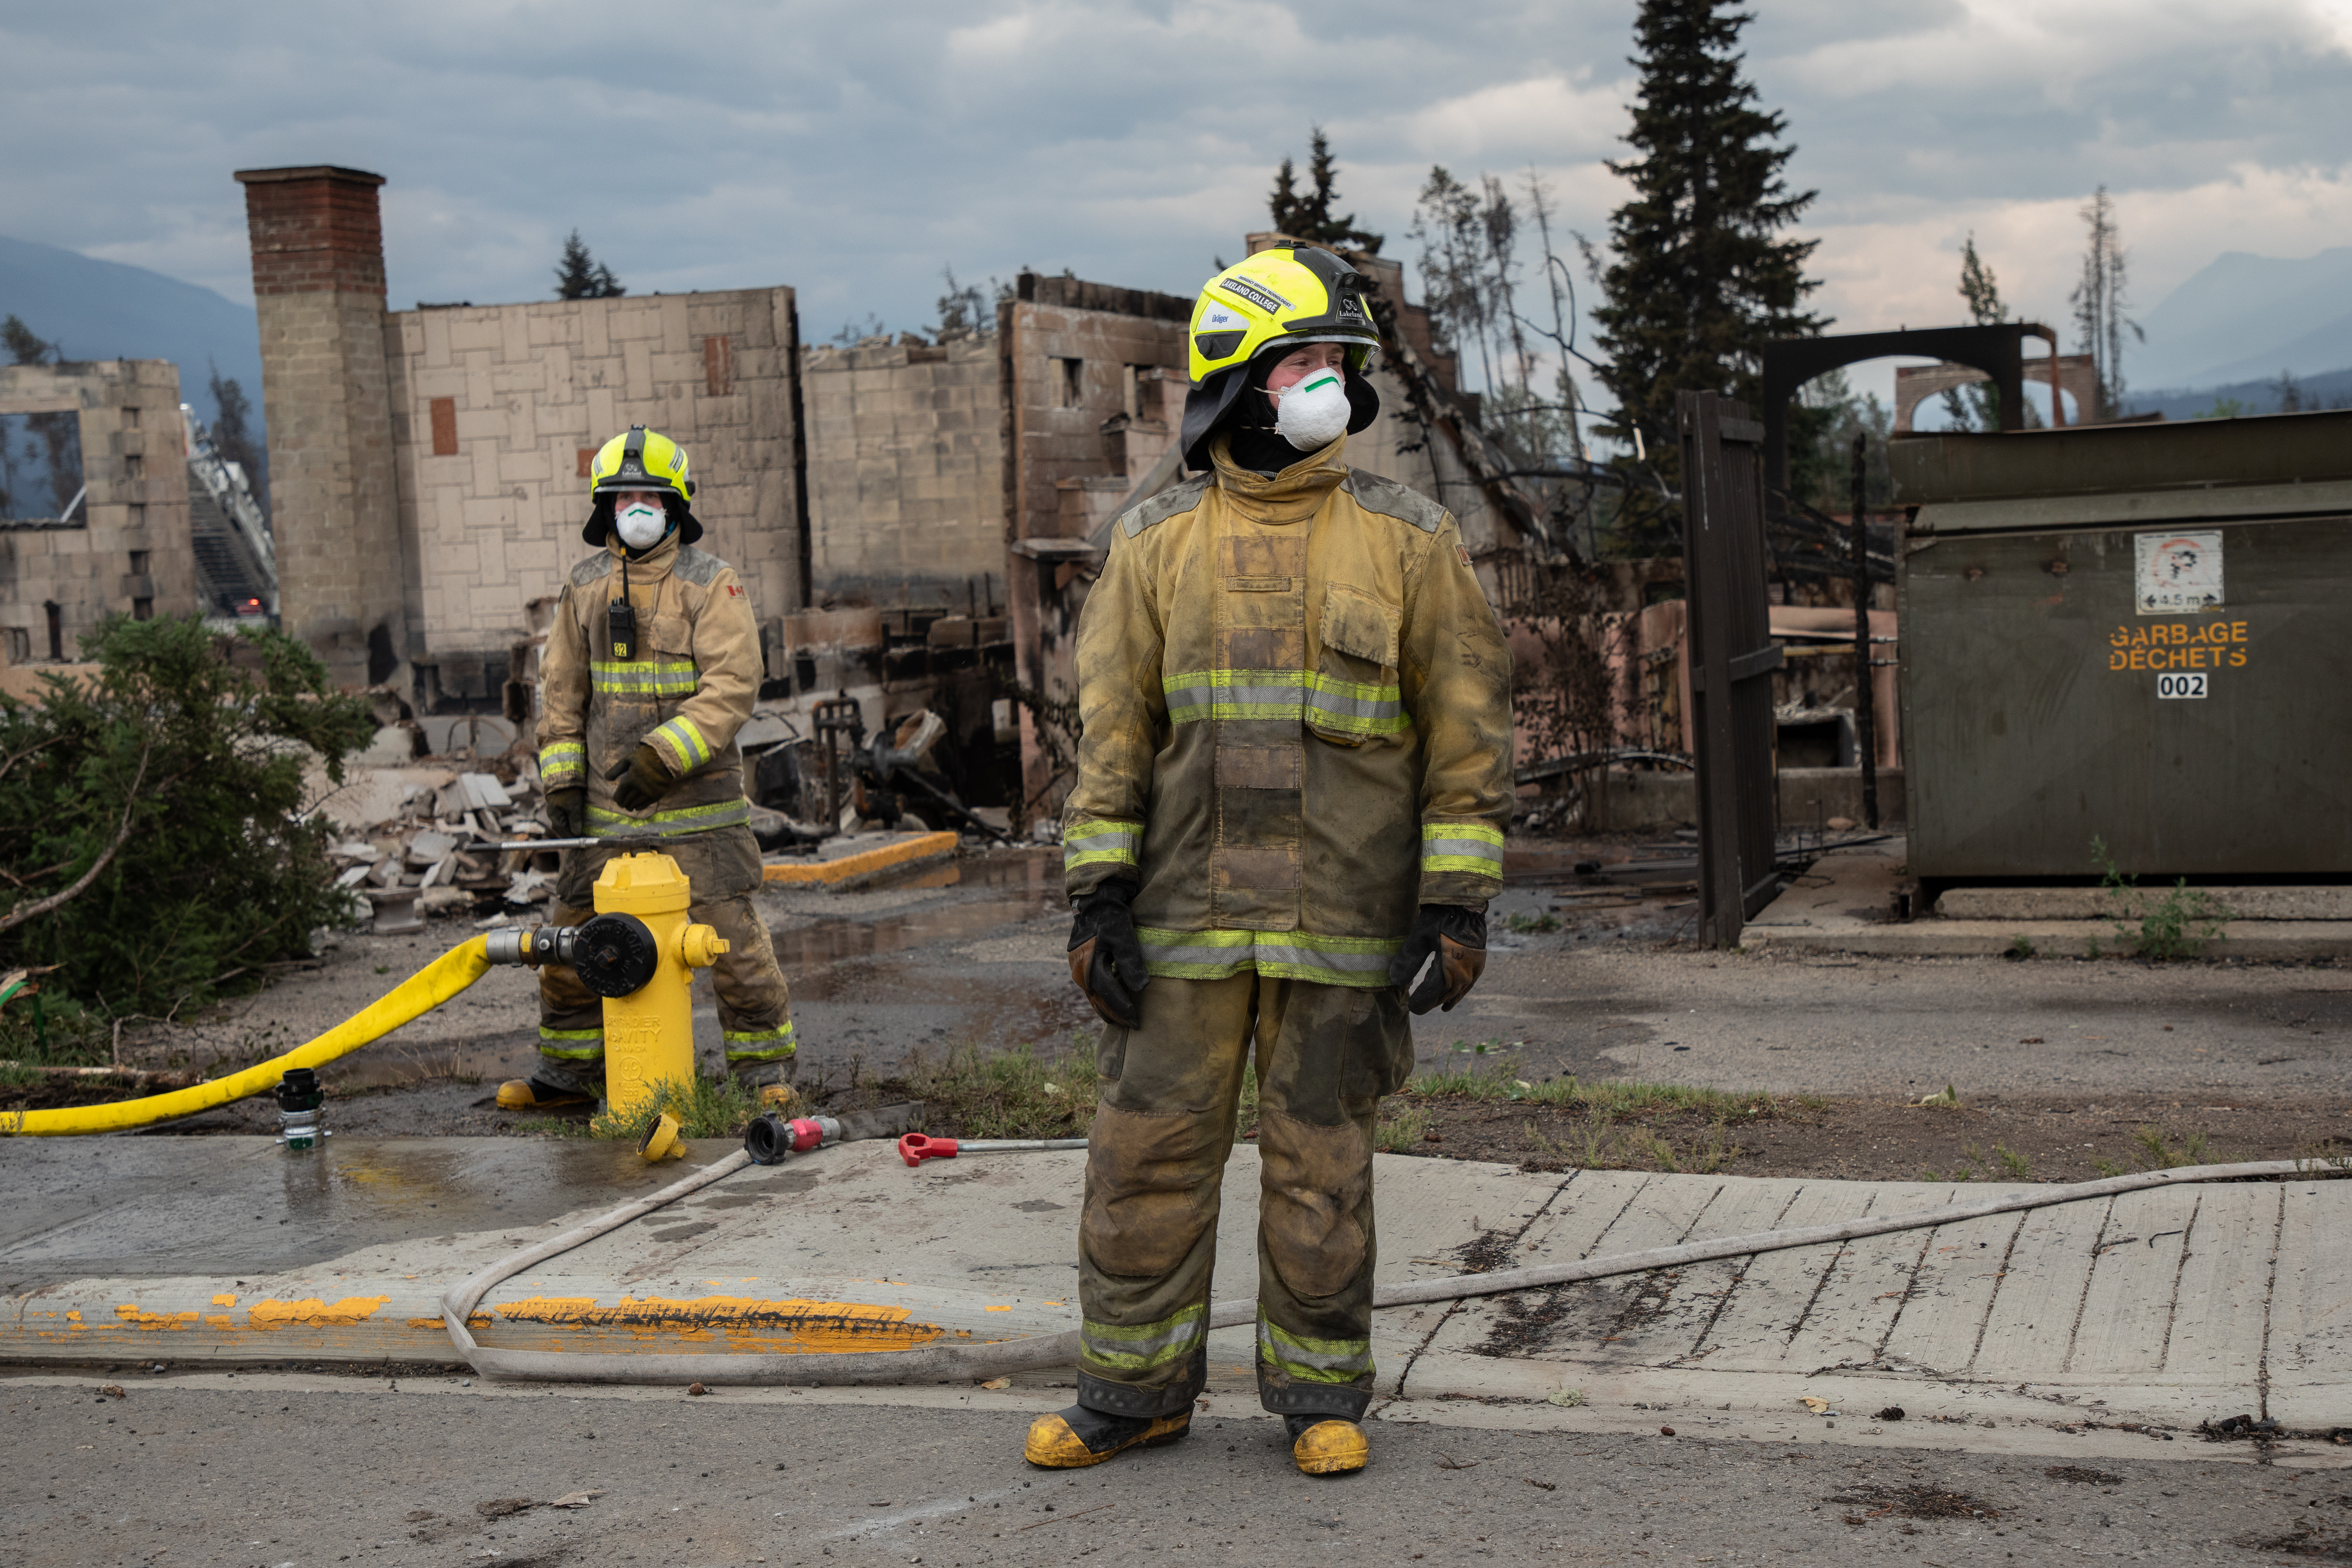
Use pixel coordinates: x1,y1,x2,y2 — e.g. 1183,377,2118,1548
485,851,728,1158
591,853,729,1123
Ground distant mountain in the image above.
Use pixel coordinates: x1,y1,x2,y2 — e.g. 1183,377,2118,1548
0,234,263,438
2133,248,2352,390
2127,365,2352,421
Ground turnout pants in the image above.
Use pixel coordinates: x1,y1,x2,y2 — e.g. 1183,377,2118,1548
1076,971,1411,1423
534,824,796,1094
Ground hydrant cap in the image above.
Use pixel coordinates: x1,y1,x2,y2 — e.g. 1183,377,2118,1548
594,851,693,917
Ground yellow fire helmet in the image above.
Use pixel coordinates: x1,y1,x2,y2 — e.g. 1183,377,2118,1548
1187,243,1381,385
1181,243,1382,469
583,425,701,545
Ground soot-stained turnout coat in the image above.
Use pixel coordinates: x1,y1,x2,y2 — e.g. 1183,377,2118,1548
1061,435,1514,983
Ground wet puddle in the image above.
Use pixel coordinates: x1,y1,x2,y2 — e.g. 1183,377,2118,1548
771,849,1067,996
290,851,1073,1093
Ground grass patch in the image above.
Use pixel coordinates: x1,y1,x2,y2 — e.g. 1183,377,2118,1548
589,1072,761,1143
890,1038,1096,1141
1395,1056,1778,1173
1374,1101,1432,1152
1399,1056,1775,1120
2093,836,2232,960
2093,1124,2221,1176
0,984,112,1068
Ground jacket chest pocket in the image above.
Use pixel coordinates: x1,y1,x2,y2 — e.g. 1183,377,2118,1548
642,615,700,710
1309,582,1404,746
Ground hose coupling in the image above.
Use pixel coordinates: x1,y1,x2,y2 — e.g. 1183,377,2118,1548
483,915,661,998
484,926,567,967
274,1067,327,1151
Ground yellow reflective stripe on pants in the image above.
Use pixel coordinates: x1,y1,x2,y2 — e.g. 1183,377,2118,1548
585,798,751,838
588,660,697,696
537,1027,603,1061
1159,668,1405,733
1065,818,1141,870
721,1021,796,1061
1135,926,1403,988
1080,1303,1207,1374
651,715,712,771
1257,1311,1371,1384
538,740,585,785
1421,820,1504,876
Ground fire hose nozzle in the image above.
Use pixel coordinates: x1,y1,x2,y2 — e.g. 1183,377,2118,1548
744,1111,843,1165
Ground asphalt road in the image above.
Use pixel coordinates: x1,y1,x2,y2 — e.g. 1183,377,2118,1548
9,1376,2336,1567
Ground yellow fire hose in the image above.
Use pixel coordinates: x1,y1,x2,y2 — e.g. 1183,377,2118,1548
0,937,493,1137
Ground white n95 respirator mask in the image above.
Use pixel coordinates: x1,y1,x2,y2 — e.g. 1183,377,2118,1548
1274,367,1352,451
615,500,669,550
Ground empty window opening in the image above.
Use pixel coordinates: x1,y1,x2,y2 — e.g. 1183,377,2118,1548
128,550,151,576
45,601,63,661
0,410,86,520
132,597,154,622
1055,358,1083,409
703,335,734,398
4,627,29,664
1124,365,1164,418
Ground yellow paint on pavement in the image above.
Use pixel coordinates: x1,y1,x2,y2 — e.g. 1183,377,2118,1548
244,1295,393,1329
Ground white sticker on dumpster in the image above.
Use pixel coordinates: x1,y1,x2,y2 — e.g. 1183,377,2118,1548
2157,671,2207,699
2135,530,2223,614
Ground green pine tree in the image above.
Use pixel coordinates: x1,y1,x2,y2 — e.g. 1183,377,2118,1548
1937,233,2013,432
1587,0,1825,550
1267,128,1385,253
554,231,625,300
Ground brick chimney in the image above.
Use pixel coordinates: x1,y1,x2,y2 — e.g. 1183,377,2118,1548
235,165,404,690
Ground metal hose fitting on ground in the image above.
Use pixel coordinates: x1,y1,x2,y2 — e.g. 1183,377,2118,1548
0,937,495,1137
438,1151,2351,1387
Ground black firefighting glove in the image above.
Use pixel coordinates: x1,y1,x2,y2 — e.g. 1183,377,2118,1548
606,744,679,813
1068,880,1149,1029
545,786,586,838
1387,904,1487,1015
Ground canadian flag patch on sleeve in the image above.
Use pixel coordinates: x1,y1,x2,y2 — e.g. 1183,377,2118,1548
725,584,745,598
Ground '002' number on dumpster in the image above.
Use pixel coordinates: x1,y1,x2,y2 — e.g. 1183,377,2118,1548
2157,671,2207,699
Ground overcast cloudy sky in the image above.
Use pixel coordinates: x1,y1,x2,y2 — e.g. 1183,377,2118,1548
9,0,2352,394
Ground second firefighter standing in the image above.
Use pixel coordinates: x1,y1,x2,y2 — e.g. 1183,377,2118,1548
1029,244,1514,1477
500,425,801,1114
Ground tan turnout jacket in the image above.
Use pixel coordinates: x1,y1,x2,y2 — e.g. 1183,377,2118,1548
1062,435,1514,987
536,532,762,840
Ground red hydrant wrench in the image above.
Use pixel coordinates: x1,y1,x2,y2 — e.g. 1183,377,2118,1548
898,1133,1088,1167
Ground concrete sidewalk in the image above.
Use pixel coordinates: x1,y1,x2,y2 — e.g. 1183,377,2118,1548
4,1136,2347,1466
1746,836,2352,959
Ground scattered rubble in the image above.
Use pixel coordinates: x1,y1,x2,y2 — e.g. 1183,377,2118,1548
320,704,1007,934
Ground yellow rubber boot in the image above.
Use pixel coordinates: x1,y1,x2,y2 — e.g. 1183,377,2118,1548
495,1079,596,1112
756,1081,800,1112
1289,1416,1369,1476
1024,1404,1191,1469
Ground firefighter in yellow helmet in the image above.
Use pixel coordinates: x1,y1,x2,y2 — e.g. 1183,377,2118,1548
1024,246,1513,1476
496,426,801,1113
